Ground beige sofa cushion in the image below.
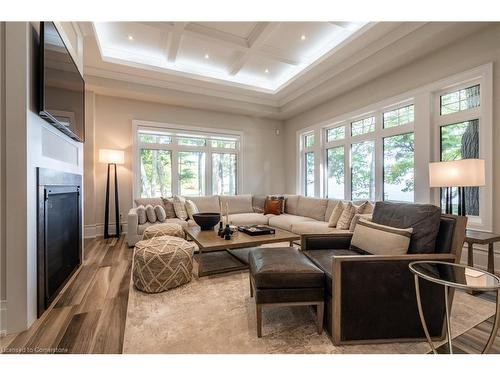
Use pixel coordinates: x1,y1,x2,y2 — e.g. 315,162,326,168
268,214,316,231
136,205,147,225
135,197,164,208
328,201,345,227
228,213,269,226
291,221,351,235
189,195,220,213
145,205,157,223
161,197,177,218
173,196,188,220
296,196,328,221
325,199,342,221
220,195,253,214
284,195,300,215
185,200,199,220
138,219,189,235
336,202,356,230
351,219,413,255
154,205,167,222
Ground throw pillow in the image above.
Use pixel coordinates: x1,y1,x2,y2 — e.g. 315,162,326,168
161,197,176,219
154,205,167,222
185,199,199,220
363,201,375,214
351,219,413,255
267,195,285,213
136,205,147,225
371,202,442,254
328,201,345,228
264,199,282,215
173,195,188,220
349,213,372,232
145,204,157,223
336,202,356,230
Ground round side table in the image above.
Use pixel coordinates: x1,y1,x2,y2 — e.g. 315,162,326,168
409,261,500,354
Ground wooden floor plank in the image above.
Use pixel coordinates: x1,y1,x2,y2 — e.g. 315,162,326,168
3,234,500,354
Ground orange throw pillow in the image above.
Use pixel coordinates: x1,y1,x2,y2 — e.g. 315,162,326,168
264,199,282,215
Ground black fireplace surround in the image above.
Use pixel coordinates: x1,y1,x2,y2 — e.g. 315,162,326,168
37,168,82,317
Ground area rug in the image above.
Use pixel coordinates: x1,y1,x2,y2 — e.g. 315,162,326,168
123,257,495,354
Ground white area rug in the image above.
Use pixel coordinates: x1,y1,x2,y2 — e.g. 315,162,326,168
123,262,495,354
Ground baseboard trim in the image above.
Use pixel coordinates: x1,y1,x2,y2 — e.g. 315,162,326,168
0,300,7,337
84,222,128,239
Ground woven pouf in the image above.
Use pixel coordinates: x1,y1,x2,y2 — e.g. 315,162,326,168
142,223,185,240
133,236,195,293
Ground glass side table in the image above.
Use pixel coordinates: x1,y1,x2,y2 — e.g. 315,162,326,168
409,261,500,354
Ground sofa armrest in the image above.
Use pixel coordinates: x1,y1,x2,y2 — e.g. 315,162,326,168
127,208,139,246
330,252,456,344
301,233,353,251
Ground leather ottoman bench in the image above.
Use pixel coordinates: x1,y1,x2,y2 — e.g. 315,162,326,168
248,247,325,337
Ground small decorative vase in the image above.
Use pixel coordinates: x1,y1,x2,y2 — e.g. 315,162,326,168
217,221,223,236
223,224,232,240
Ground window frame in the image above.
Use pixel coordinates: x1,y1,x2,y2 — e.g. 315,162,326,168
433,76,492,230
133,121,242,199
296,63,492,231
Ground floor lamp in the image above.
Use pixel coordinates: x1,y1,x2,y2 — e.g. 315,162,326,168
99,149,125,238
429,159,485,216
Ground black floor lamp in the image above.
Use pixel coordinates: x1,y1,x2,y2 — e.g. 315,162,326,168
99,149,125,239
429,159,485,216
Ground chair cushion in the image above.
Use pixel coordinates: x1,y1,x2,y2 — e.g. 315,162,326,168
351,219,413,255
228,213,269,226
371,202,442,254
268,214,316,231
249,248,324,289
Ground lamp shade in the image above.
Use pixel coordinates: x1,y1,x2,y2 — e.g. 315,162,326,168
429,159,485,188
99,149,124,165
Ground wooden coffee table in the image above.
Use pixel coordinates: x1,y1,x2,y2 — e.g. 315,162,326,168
184,226,300,276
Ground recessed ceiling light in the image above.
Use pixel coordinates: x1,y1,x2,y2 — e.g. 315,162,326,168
204,54,210,59
264,68,269,74
128,35,134,41
301,34,306,41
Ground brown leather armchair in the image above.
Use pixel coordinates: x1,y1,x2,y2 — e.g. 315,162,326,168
301,214,467,345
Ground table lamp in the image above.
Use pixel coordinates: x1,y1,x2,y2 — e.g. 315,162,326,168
429,159,485,216
99,149,125,238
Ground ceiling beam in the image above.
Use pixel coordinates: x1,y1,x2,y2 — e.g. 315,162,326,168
228,22,278,76
141,21,299,69
167,22,187,62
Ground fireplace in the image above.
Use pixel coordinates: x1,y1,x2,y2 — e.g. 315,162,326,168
37,168,82,316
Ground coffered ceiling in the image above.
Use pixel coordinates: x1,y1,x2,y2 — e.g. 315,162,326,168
91,21,368,92
78,22,493,120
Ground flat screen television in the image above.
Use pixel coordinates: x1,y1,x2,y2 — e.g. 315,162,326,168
39,22,85,142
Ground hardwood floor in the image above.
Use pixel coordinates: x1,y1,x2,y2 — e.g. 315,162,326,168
1,235,131,354
1,235,498,354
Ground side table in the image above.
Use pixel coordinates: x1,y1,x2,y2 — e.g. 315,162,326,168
465,230,500,274
409,261,500,354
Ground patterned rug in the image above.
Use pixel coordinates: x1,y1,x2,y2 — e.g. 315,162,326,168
123,253,496,354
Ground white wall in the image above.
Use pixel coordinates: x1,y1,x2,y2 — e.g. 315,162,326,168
0,22,6,335
3,22,84,334
84,93,285,237
283,23,500,272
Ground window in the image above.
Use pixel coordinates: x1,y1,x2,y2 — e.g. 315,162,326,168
212,153,237,195
440,120,479,216
351,141,375,200
305,133,315,147
440,84,480,115
326,146,344,199
383,105,414,128
305,152,315,197
383,133,414,202
178,151,206,196
351,116,375,136
139,149,172,198
135,126,240,198
326,126,345,142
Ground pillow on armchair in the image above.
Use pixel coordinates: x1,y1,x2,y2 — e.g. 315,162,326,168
371,202,442,254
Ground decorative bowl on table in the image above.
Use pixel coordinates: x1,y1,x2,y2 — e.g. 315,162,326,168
192,213,221,230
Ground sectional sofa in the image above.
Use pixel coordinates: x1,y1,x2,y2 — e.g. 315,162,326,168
127,194,371,247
